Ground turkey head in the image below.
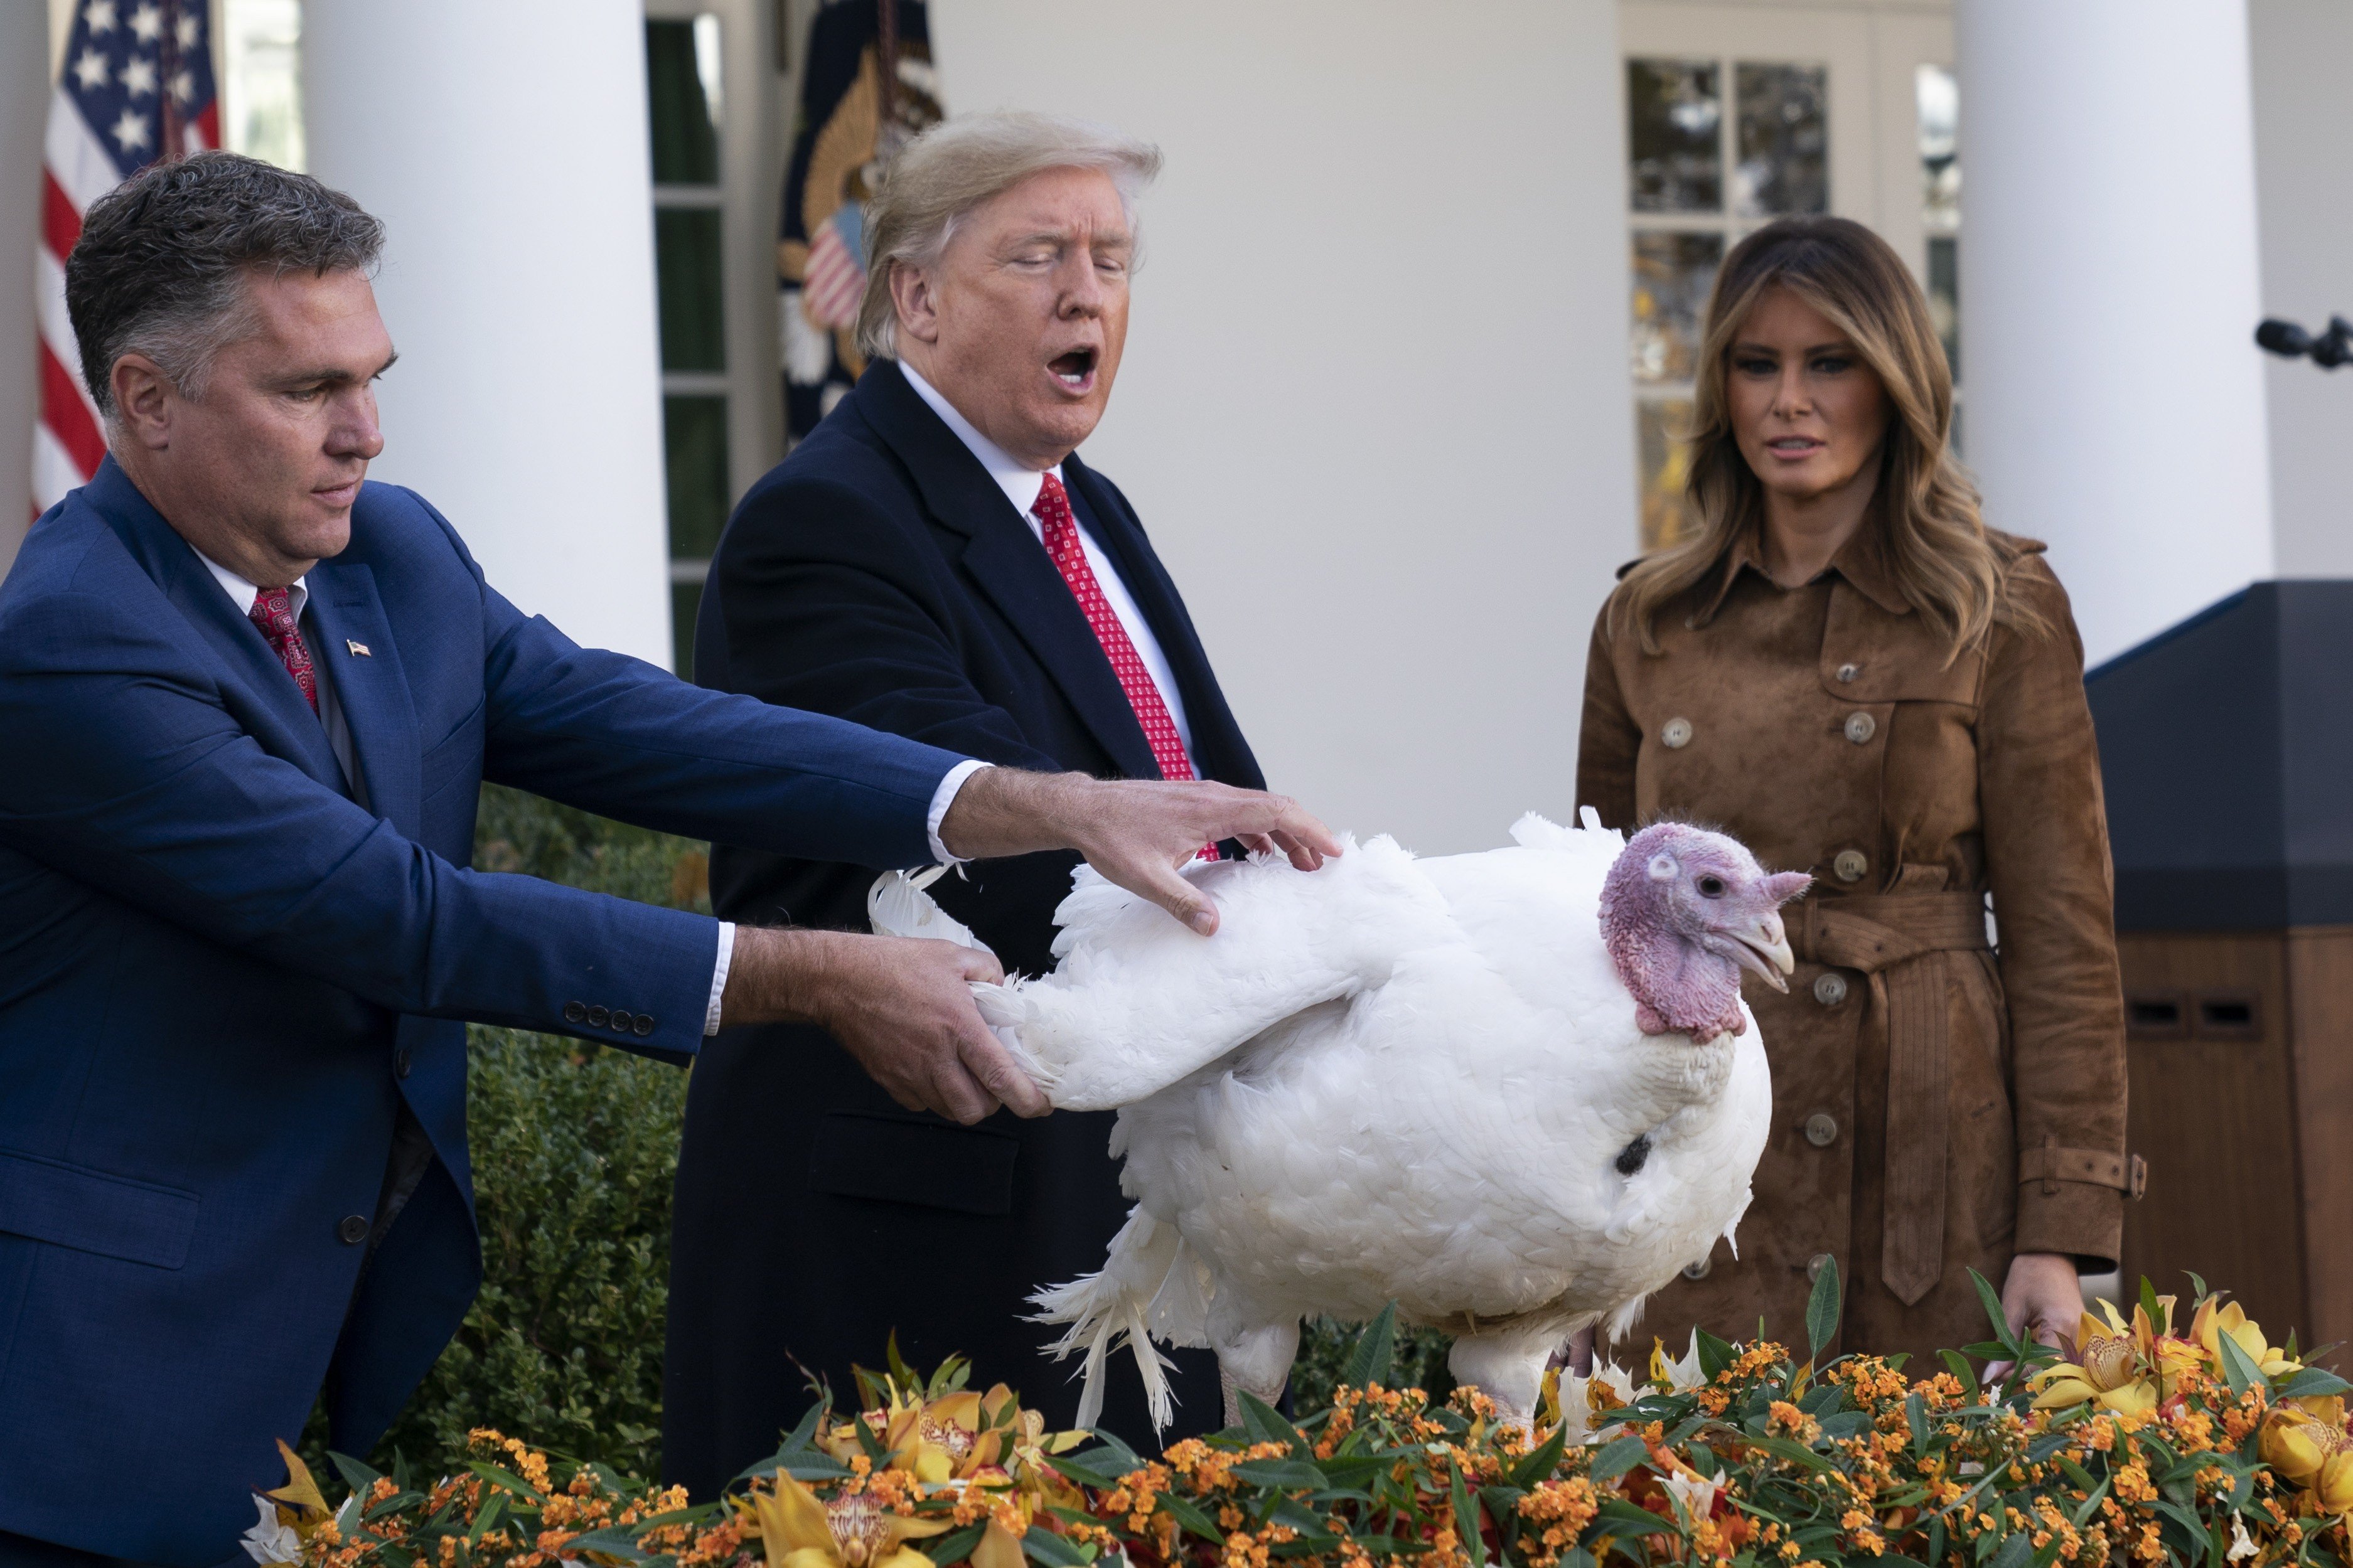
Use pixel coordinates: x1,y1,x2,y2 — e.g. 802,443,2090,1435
1598,821,1811,1043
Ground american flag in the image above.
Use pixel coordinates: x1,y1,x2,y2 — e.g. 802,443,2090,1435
35,0,219,520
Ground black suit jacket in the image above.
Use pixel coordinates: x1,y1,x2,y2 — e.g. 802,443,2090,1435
663,362,1260,1496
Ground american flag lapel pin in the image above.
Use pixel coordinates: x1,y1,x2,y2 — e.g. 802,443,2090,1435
346,639,372,658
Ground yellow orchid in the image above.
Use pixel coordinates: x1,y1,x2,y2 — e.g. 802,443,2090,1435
2191,1297,2298,1379
2032,1304,2159,1416
827,1387,1007,1483
2261,1407,2353,1518
749,1471,951,1568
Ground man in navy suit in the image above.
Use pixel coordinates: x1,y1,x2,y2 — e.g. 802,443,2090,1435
0,152,1334,1567
663,115,1286,1491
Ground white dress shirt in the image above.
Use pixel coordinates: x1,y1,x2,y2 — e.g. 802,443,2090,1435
900,361,1193,752
192,545,985,1038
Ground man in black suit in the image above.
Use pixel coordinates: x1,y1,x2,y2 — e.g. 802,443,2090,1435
663,114,1304,1493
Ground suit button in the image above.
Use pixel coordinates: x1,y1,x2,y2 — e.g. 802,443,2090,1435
563,1001,587,1025
609,1010,634,1033
1836,663,1860,683
1682,1255,1713,1281
1813,972,1849,1007
395,1048,412,1079
1844,711,1877,744
1834,849,1869,883
1804,1111,1839,1146
1808,1252,1835,1284
1661,717,1694,749
633,1015,655,1036
586,1005,610,1027
338,1215,370,1245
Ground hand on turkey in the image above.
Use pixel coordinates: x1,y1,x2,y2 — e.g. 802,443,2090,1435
718,925,1046,1124
938,768,1343,934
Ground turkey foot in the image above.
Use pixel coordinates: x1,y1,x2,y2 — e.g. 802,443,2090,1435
1215,1318,1299,1429
1449,1326,1567,1432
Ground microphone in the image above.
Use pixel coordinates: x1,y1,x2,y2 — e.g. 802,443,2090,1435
2256,314,2353,369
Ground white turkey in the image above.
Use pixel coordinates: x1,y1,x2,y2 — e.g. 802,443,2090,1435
873,811,1809,1432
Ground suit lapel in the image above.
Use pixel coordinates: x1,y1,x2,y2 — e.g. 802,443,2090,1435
306,558,422,837
87,459,348,792
853,365,1162,779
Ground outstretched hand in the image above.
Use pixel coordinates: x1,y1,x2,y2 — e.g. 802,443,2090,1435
938,769,1343,935
718,925,1047,1125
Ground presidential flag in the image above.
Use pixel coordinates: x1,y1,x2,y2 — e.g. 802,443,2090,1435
35,0,220,520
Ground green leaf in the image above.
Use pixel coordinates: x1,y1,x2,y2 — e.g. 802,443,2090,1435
1588,1435,1649,1486
2056,1456,2097,1491
1970,1268,2017,1357
2217,1328,2265,1397
562,1525,653,1564
2276,1367,2353,1400
1806,1256,1844,1362
1749,1435,1838,1474
1989,1529,2034,1568
1156,1491,1226,1543
1511,1424,1569,1490
1693,1327,1737,1384
1081,1431,1147,1475
464,1460,547,1504
1939,1350,1982,1401
924,1525,986,1566
2140,1276,2166,1335
1046,1453,1128,1491
1905,1392,1929,1456
1346,1303,1400,1390
1236,1389,1312,1456
1451,1461,1487,1568
1022,1526,1093,1568
1234,1458,1330,1491
1589,1500,1675,1538
2070,1477,2113,1530
2187,1271,2209,1301
328,1449,385,1498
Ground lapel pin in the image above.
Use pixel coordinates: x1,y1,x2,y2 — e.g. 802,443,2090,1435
346,639,372,657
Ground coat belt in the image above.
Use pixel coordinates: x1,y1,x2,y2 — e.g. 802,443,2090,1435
1789,891,1990,1308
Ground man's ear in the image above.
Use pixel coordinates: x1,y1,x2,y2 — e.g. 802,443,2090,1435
110,353,176,451
887,260,942,348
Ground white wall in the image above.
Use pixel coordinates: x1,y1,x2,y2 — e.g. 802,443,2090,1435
1956,0,2275,667
0,3,50,579
303,0,674,668
933,0,1633,854
2249,0,2353,580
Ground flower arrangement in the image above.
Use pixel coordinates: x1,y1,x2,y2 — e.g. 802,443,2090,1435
254,1267,2353,1568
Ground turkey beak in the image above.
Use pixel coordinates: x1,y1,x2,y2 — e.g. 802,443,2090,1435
1726,913,1796,992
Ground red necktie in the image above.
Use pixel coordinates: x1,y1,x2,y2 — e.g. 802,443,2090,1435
1032,474,1218,859
249,586,319,713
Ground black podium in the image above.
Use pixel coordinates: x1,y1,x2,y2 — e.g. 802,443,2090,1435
2086,580,2353,1351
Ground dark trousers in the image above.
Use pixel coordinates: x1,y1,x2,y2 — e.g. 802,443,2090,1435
0,1528,175,1568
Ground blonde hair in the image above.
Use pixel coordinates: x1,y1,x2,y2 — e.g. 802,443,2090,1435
1611,216,2042,659
856,111,1162,362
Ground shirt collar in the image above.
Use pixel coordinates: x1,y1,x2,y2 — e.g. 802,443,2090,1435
1693,518,1914,624
191,546,308,621
899,360,1064,520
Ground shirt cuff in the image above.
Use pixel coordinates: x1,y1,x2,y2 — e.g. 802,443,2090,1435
705,920,736,1037
927,759,993,865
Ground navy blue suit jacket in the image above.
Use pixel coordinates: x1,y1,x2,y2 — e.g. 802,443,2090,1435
0,459,965,1565
663,363,1259,1494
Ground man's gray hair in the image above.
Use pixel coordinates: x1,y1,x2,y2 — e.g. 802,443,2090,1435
855,112,1161,362
66,149,385,420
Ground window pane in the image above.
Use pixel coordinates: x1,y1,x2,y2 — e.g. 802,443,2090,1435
664,395,732,560
646,19,720,184
1927,235,1959,384
1637,399,1698,552
1734,62,1828,217
1631,231,1723,385
672,580,704,682
1627,60,1722,214
1917,64,1959,227
656,208,726,372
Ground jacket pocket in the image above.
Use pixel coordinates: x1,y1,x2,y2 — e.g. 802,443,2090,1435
808,1113,1019,1217
0,1148,200,1269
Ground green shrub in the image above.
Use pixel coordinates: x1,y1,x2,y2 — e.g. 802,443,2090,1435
299,784,1426,1480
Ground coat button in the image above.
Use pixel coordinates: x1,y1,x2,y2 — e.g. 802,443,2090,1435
1834,849,1869,883
395,1048,412,1079
633,1015,655,1036
563,1001,587,1025
1804,1111,1839,1146
1813,971,1849,1006
1836,663,1860,683
586,1005,610,1027
1682,1255,1713,1281
609,1010,635,1033
1808,1252,1835,1284
1661,717,1693,749
338,1215,370,1245
1844,711,1877,744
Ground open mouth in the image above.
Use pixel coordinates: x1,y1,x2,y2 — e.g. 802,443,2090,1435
1048,348,1097,392
1724,919,1796,991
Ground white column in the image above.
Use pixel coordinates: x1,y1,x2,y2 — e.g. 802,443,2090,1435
303,0,673,668
1956,0,2273,666
0,3,52,579
931,0,1632,854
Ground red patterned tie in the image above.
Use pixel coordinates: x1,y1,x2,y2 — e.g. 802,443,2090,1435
249,586,319,713
1032,474,1218,859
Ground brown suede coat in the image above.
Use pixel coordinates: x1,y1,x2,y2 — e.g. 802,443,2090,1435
1576,524,2130,1365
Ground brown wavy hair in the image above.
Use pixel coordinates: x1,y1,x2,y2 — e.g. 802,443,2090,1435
1609,216,2042,659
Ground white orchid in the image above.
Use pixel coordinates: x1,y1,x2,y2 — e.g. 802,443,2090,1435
2228,1513,2259,1564
1652,1332,1708,1395
1552,1359,1640,1444
240,1496,304,1567
1661,1468,1725,1525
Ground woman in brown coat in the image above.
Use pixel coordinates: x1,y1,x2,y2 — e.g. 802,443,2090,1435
1577,217,2132,1367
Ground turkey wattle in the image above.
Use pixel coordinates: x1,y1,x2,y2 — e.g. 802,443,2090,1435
878,810,1811,1432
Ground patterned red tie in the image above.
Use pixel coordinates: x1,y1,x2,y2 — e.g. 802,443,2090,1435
1032,474,1218,859
249,586,319,713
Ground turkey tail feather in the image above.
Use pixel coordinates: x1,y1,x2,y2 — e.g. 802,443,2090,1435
1030,1207,1184,1432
